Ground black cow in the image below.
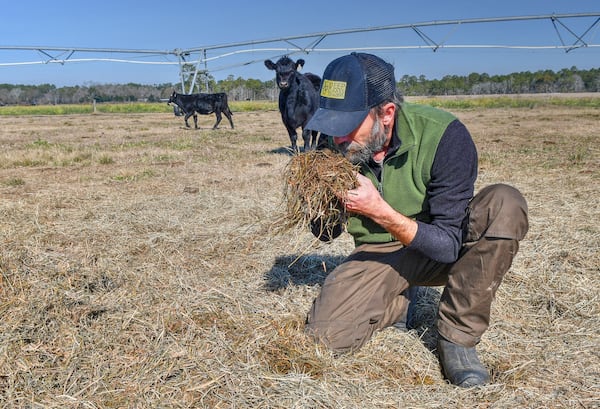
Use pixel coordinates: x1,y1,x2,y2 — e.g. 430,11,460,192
168,91,234,129
265,57,321,152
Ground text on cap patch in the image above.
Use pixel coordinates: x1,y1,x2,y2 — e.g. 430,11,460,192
321,79,347,99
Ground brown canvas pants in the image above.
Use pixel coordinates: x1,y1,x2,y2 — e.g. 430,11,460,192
305,184,529,353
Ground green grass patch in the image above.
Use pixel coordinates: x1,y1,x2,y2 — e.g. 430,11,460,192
98,155,115,165
70,152,93,164
568,147,591,165
230,100,278,111
0,105,93,115
0,103,173,115
153,154,176,162
156,138,197,151
11,158,47,167
3,177,25,187
28,138,51,148
25,138,74,154
1,96,596,116
97,103,172,114
0,101,278,115
411,95,600,109
112,168,156,182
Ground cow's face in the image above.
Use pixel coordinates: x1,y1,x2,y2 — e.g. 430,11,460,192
168,91,177,104
265,57,302,90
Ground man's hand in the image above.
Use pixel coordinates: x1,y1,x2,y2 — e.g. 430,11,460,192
342,173,383,218
341,173,419,246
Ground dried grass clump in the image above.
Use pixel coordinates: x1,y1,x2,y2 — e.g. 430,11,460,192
280,149,359,238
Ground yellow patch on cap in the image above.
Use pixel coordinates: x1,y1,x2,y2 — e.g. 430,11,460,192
321,79,347,99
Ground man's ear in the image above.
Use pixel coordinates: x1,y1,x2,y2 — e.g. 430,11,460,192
381,102,396,126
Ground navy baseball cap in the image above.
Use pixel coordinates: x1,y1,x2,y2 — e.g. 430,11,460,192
306,52,396,136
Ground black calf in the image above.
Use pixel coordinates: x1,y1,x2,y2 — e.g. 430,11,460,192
168,91,234,129
265,56,321,152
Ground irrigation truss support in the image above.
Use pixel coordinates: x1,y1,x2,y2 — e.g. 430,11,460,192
1,13,599,93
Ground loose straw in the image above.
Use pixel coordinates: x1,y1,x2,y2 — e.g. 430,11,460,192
279,149,359,238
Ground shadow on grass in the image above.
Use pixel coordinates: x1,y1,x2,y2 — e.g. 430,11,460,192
269,146,296,156
264,253,344,290
406,286,442,352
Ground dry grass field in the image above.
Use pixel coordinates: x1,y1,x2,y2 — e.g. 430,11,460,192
0,101,598,408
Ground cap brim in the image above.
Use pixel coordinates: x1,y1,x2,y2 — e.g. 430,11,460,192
306,107,369,136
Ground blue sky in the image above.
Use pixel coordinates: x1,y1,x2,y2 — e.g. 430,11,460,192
1,0,598,87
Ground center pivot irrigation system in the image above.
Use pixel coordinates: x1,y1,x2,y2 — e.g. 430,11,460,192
1,13,599,93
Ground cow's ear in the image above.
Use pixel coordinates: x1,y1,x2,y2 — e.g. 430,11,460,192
296,59,305,70
264,60,275,70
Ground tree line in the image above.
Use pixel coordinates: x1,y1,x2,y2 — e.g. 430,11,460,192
399,67,599,96
0,66,597,106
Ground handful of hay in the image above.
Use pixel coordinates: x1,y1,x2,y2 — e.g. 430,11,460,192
280,149,359,238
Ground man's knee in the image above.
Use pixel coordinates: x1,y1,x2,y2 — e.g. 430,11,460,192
469,183,529,241
305,316,373,354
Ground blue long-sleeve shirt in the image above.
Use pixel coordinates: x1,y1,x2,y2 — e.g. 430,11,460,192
407,119,478,263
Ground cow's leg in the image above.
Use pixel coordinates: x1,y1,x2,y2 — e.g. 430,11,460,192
310,130,319,149
301,128,312,151
316,133,329,150
286,124,299,152
225,110,234,129
213,111,223,129
193,113,199,129
184,112,193,128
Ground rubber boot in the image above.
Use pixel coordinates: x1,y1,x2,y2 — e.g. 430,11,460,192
437,337,490,387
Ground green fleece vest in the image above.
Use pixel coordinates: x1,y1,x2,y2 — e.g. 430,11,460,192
348,102,457,245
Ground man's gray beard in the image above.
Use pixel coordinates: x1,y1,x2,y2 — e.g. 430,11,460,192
339,118,388,165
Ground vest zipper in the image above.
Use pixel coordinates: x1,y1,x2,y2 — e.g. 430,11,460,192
364,162,384,197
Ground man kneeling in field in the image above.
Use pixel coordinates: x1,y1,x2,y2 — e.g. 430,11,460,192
303,52,529,387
